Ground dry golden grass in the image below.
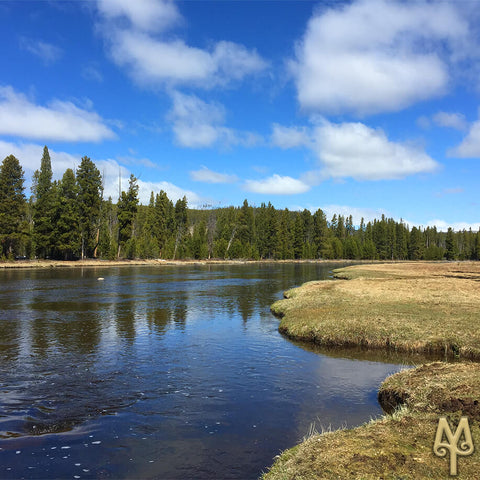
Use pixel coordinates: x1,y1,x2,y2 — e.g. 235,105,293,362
271,262,480,358
379,361,480,419
265,263,480,479
264,362,480,479
262,409,480,480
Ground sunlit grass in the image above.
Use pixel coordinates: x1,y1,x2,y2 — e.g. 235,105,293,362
271,262,480,359
265,262,480,479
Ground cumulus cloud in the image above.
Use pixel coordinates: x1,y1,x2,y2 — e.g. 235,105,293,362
244,174,310,195
290,0,468,115
107,31,266,88
0,140,201,205
312,120,439,180
98,0,267,88
433,111,468,130
271,120,439,181
168,91,262,148
190,166,238,184
449,116,480,157
19,37,63,64
0,86,115,142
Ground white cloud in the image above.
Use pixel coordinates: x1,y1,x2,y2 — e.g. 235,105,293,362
190,166,238,184
244,174,310,195
426,219,480,232
0,86,115,142
168,91,262,148
0,140,201,205
97,0,180,32
449,117,480,157
98,0,267,89
19,37,63,64
290,0,468,115
271,119,439,181
311,120,439,180
432,111,468,131
270,124,311,149
106,30,267,88
0,140,78,178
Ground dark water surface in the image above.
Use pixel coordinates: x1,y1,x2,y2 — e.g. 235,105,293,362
0,263,407,479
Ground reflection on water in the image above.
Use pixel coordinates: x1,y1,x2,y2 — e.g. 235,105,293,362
1,263,408,479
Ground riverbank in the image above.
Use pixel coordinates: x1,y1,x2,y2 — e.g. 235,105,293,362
264,362,480,479
265,262,480,479
0,258,361,269
271,261,480,359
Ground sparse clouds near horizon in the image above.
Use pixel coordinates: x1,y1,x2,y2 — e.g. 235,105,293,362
244,174,310,195
0,139,199,205
0,86,115,142
190,166,238,184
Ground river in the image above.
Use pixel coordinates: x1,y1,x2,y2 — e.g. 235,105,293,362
0,262,406,479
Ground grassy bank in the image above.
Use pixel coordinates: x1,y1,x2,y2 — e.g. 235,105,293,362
265,262,480,479
271,262,480,359
264,362,480,479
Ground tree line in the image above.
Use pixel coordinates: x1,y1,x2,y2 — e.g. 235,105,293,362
0,147,479,262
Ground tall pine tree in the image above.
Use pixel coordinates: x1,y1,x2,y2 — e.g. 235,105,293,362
0,155,27,258
32,146,55,258
76,156,103,259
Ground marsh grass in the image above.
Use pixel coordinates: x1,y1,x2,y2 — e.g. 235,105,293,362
264,364,480,479
271,262,480,359
264,262,480,479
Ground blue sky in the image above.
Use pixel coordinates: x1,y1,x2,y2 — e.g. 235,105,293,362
0,0,479,231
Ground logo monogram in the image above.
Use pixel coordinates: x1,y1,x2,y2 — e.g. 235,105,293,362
433,416,474,476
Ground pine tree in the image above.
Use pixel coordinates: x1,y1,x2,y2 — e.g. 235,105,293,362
445,227,457,260
313,209,329,258
53,169,79,260
191,220,208,259
0,155,27,257
32,146,55,258
232,199,255,257
173,196,188,259
275,209,293,259
293,214,304,259
76,156,103,259
117,174,139,258
408,226,424,260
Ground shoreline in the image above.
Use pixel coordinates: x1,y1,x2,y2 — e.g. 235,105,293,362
270,261,480,359
0,258,365,270
265,262,480,479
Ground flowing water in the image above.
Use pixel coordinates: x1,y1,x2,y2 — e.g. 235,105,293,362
0,263,408,479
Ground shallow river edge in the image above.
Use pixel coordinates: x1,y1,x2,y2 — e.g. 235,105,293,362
265,262,480,480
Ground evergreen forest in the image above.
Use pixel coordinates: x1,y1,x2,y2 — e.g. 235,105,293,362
1,148,479,262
